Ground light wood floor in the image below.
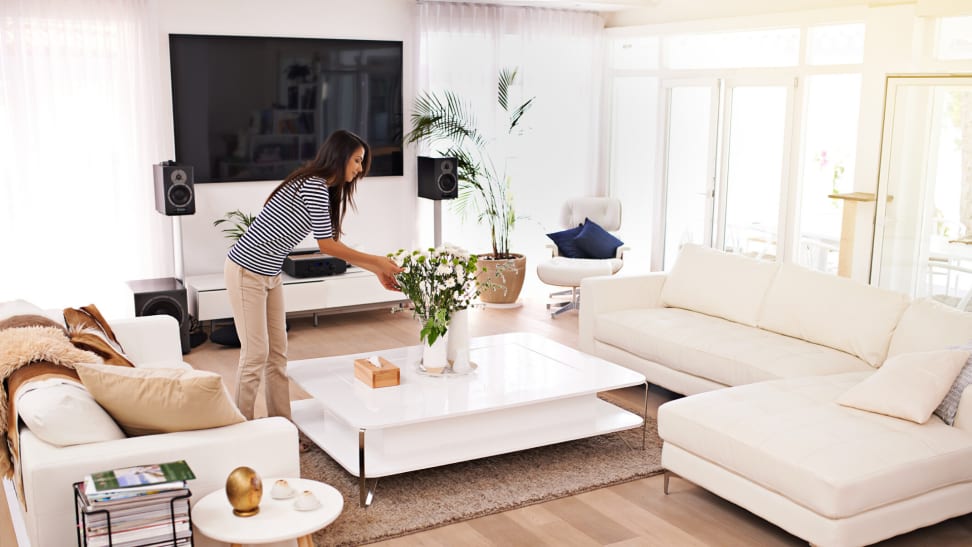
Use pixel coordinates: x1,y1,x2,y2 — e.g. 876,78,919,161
4,291,972,546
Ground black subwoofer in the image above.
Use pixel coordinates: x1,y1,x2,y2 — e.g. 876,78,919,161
153,161,195,215
127,277,190,354
417,156,458,200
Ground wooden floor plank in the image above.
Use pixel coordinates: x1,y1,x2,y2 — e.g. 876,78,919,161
541,496,638,545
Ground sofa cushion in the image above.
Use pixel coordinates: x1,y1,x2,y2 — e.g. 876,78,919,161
660,244,778,327
15,378,125,446
937,347,972,425
758,263,909,367
836,349,970,424
595,307,871,387
658,373,972,519
546,224,585,258
887,297,972,359
574,218,624,259
75,363,245,436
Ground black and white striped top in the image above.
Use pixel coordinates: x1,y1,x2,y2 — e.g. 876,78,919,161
227,177,334,276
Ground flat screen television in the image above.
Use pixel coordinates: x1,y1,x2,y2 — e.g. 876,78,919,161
169,34,403,183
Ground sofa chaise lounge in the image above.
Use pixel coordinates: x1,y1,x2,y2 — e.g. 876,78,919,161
579,244,972,546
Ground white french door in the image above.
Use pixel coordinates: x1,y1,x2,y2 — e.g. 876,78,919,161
871,75,972,309
658,77,796,269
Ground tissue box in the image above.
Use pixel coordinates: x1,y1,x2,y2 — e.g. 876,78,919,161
353,357,400,388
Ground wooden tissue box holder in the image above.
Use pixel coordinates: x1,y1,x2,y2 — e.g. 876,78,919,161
353,357,400,388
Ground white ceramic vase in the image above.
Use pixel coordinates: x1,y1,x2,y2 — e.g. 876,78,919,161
421,331,449,371
447,308,471,372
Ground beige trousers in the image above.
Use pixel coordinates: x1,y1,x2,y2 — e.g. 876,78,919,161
224,258,291,420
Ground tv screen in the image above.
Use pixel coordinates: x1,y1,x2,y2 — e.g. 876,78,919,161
169,34,403,183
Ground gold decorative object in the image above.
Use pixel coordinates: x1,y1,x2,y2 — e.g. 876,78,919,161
225,466,263,517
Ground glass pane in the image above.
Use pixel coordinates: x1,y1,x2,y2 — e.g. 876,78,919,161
936,16,972,60
611,77,659,264
663,29,800,69
664,86,714,269
611,37,660,70
722,86,788,261
797,74,862,274
807,23,865,65
876,80,972,310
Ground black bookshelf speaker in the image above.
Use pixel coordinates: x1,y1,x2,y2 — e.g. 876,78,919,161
417,156,458,200
153,161,195,215
127,278,191,354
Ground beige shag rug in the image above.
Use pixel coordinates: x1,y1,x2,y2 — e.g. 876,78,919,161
302,393,663,546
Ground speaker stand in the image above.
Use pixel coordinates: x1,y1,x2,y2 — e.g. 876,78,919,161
172,216,185,284
433,200,443,248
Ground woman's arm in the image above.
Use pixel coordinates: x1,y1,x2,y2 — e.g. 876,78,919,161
316,238,402,290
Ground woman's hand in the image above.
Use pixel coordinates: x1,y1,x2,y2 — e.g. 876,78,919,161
373,256,403,291
317,238,403,291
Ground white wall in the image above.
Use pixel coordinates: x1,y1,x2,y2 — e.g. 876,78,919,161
155,0,419,277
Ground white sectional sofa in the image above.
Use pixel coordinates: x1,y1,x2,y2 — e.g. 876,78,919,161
3,314,300,547
579,244,972,546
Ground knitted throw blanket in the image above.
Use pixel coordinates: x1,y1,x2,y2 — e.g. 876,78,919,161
0,326,102,478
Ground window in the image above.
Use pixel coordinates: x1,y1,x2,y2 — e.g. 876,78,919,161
936,16,972,60
663,28,800,69
611,37,659,70
807,23,865,65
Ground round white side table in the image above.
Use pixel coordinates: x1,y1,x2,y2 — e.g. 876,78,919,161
192,478,343,547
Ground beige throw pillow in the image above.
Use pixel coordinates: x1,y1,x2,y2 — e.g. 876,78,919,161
75,363,246,436
836,349,971,424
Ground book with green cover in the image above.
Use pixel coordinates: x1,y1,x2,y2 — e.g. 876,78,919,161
89,460,196,492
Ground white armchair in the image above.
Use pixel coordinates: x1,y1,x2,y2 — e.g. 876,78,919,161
536,197,626,317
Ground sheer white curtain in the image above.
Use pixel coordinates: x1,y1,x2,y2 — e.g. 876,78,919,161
0,0,170,314
414,2,605,274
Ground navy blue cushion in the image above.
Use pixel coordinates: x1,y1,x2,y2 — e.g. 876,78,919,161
574,218,624,259
546,224,587,258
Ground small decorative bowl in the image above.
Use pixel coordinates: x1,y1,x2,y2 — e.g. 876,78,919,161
294,490,321,511
271,479,296,500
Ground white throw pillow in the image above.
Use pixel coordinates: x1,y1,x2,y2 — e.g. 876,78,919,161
836,349,971,424
16,378,126,446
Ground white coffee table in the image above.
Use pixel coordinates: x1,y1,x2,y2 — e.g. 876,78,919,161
192,478,342,546
287,332,647,507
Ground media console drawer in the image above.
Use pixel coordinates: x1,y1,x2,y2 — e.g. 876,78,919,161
187,269,405,323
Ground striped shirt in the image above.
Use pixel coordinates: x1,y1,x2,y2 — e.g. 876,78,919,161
228,177,334,276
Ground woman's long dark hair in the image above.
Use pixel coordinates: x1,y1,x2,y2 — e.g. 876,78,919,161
265,129,371,239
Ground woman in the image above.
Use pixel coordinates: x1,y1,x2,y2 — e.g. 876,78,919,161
224,129,402,420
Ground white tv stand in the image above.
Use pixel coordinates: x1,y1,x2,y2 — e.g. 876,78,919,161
186,267,407,327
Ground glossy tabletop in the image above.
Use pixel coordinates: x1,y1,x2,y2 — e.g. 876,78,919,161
287,332,646,429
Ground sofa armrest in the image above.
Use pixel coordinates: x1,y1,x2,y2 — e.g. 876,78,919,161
111,315,186,367
19,417,299,547
579,272,667,353
953,385,972,433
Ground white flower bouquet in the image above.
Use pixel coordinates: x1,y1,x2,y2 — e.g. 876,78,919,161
389,245,481,345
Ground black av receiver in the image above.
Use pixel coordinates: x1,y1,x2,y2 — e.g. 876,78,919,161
283,250,349,278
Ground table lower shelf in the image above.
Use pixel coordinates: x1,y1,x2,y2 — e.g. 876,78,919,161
290,394,643,479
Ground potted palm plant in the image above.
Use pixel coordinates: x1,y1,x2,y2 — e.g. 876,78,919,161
405,68,534,304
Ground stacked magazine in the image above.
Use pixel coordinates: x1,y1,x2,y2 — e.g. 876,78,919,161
76,460,196,547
